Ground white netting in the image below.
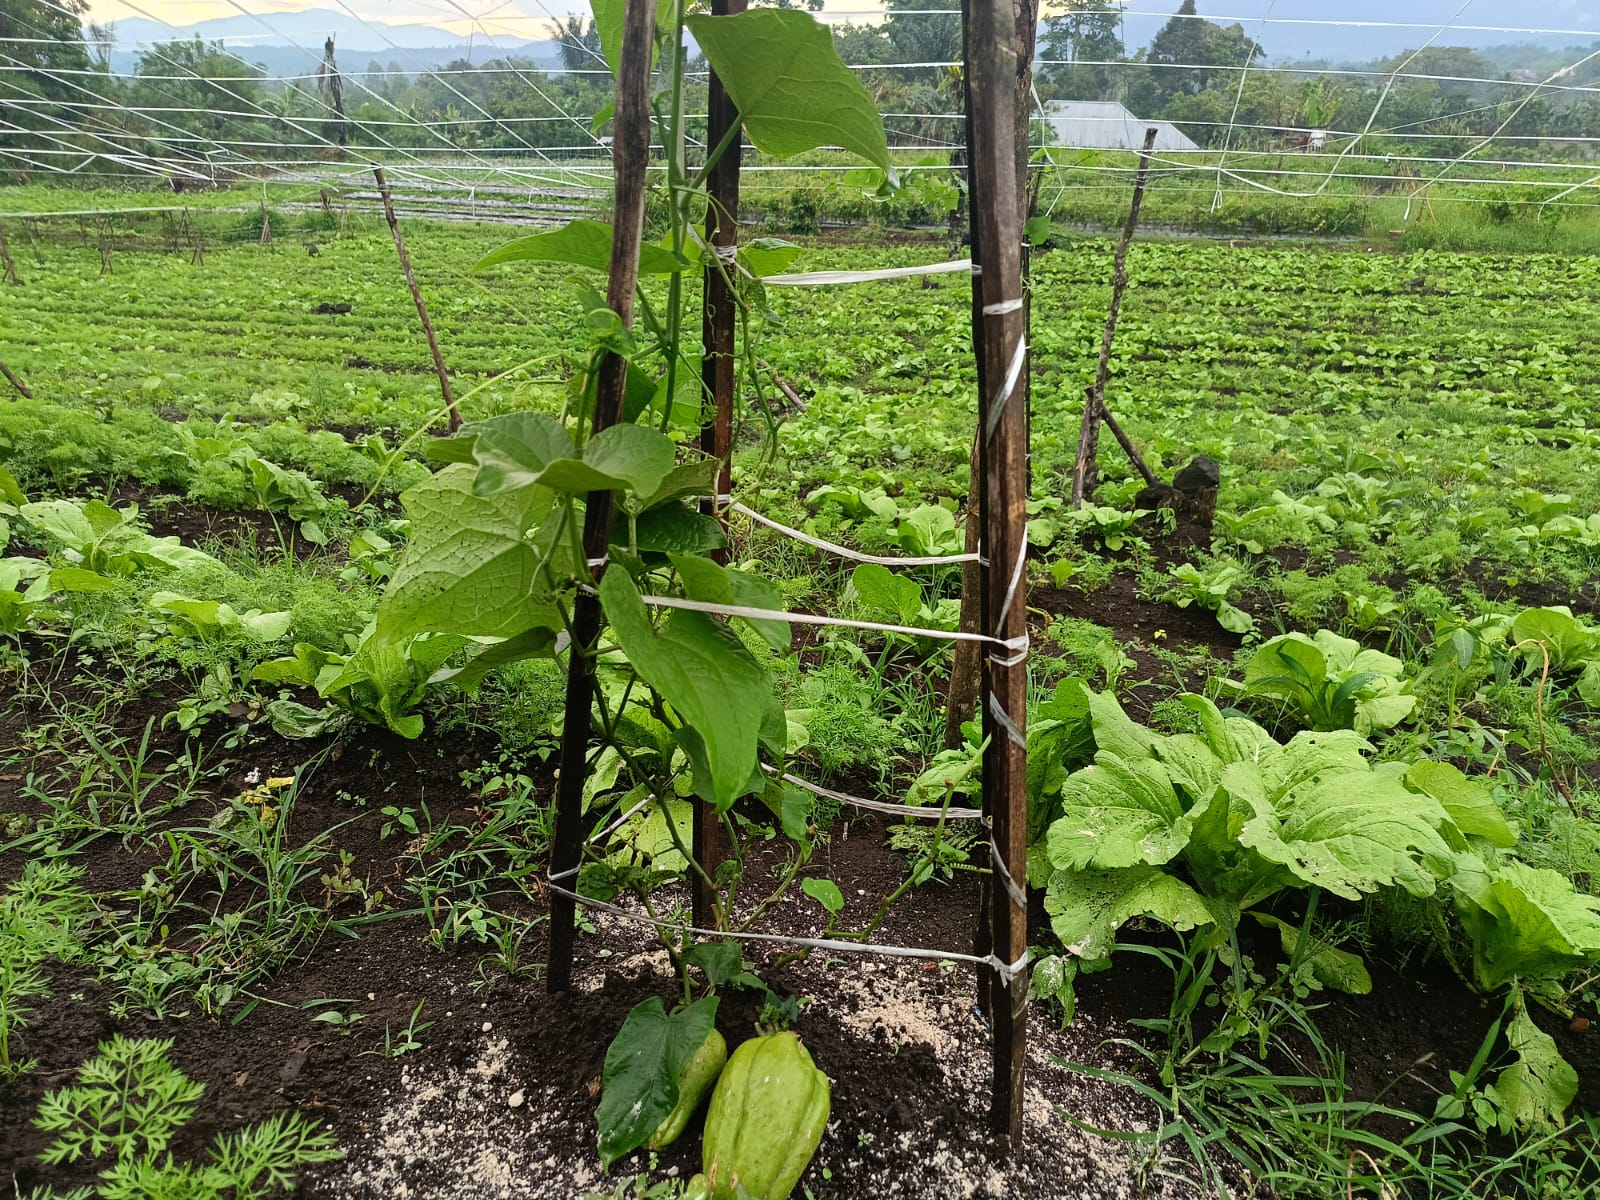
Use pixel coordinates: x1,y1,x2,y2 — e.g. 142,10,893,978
4,2,1598,219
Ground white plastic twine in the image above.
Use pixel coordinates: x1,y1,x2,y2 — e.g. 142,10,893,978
541,874,1031,984
730,501,980,567
762,763,984,822
760,259,972,287
582,585,1027,658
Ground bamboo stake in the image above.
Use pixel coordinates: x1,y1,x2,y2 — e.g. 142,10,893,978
967,0,1030,1150
1071,126,1158,507
547,0,657,994
373,167,461,432
692,0,748,932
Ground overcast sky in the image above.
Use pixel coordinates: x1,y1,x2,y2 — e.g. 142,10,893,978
80,1,1600,44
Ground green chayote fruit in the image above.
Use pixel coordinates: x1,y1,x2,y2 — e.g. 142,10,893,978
645,1027,727,1150
701,1032,831,1200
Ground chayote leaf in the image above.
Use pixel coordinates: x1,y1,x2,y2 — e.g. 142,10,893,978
597,996,720,1170
599,566,771,811
474,218,690,276
686,10,890,174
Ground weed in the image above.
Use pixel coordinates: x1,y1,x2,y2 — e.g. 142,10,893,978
30,1036,340,1194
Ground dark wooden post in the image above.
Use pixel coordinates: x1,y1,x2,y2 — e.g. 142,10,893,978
374,167,462,432
694,0,748,931
547,0,658,993
968,0,1030,1150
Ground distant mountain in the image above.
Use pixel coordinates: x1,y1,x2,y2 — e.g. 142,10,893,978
1116,1,1600,65
99,7,561,75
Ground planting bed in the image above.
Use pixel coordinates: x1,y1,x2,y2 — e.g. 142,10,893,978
3,206,1600,1199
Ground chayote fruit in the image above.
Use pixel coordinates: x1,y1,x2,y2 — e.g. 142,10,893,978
701,1032,830,1200
646,1027,727,1150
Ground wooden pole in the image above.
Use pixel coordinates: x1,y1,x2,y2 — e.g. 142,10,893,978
373,167,462,432
547,0,657,994
1071,126,1157,507
694,0,748,932
0,361,32,399
0,225,20,286
968,0,1029,1150
944,0,1034,755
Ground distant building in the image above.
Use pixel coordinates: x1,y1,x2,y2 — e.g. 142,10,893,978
1040,101,1201,153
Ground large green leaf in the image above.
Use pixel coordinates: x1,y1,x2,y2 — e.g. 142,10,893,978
686,10,890,173
20,499,96,554
434,412,574,491
622,501,727,555
847,563,923,626
474,219,689,276
1078,682,1156,762
1510,606,1599,671
671,553,789,652
1047,754,1194,871
447,412,676,500
1405,760,1516,849
1044,866,1212,968
556,423,676,498
1181,693,1278,766
1239,770,1455,901
1257,729,1371,798
379,466,569,642
588,0,675,80
1251,912,1372,995
1494,1002,1580,1134
599,566,771,810
1451,855,1600,991
596,996,719,1169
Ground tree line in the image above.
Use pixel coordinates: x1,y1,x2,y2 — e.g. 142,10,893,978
4,0,1598,182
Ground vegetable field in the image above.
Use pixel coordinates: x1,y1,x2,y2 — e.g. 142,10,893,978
6,152,1600,1200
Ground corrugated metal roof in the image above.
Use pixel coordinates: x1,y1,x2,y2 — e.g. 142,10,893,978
1041,101,1201,153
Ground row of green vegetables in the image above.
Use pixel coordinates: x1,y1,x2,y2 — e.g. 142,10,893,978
5,408,1600,1141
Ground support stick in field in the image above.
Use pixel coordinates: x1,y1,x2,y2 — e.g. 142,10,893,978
944,0,1036,754
967,0,1030,1150
693,0,748,930
373,167,461,432
1071,126,1158,507
547,0,656,994
0,225,20,286
0,361,32,399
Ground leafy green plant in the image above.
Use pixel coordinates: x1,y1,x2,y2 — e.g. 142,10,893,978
1035,685,1473,985
1508,606,1600,704
1212,492,1337,555
1163,561,1255,635
31,1035,340,1196
1223,629,1417,734
1030,502,1149,551
147,592,293,644
1,861,92,1079
19,498,217,578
